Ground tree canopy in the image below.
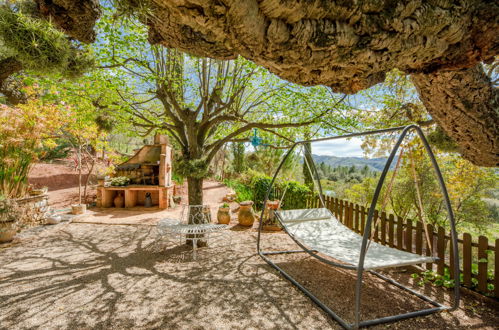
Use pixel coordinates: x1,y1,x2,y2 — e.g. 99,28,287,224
29,0,499,167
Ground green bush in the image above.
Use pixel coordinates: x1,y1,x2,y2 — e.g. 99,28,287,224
223,170,312,210
280,181,312,210
223,179,253,203
251,174,274,209
39,139,72,161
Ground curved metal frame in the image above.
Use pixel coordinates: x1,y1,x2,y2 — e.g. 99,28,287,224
257,125,460,329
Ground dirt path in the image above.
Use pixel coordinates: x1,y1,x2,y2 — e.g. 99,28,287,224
29,162,95,209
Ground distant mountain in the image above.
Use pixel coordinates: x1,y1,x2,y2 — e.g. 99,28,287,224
311,154,396,171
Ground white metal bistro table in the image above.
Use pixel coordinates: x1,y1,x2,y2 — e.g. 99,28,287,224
157,219,228,260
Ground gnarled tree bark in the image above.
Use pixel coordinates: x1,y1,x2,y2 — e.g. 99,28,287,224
412,65,499,167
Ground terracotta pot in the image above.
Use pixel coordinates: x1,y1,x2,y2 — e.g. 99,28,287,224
266,200,280,210
261,200,281,231
217,207,231,224
238,201,255,226
71,204,86,215
114,193,124,208
0,222,16,243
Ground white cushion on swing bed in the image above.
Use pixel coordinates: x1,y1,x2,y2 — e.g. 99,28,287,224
275,208,436,270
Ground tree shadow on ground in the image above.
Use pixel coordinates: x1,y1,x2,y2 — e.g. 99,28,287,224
0,224,333,329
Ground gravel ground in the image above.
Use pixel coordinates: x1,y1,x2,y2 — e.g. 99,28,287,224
0,222,497,329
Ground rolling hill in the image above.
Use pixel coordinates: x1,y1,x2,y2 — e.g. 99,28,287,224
311,154,397,171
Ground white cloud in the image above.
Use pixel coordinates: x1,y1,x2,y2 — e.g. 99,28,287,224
311,137,365,157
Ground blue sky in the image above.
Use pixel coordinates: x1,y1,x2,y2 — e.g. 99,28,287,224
311,137,365,157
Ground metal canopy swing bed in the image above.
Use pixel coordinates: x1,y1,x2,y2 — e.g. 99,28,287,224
257,125,460,329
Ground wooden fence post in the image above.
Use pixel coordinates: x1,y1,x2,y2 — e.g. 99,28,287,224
380,211,387,245
339,200,344,223
477,236,488,293
349,202,354,229
462,233,472,288
415,221,423,255
334,198,340,220
373,210,379,242
425,224,434,271
360,206,366,235
388,214,395,247
437,226,446,276
405,218,413,253
495,239,499,298
397,216,404,250
354,204,360,233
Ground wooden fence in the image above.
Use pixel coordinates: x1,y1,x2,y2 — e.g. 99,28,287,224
303,195,498,299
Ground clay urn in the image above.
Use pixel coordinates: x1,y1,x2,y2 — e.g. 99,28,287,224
262,200,282,231
217,204,231,224
114,192,124,208
238,201,255,226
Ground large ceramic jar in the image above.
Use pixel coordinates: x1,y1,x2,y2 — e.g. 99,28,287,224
217,206,231,224
114,192,124,208
238,201,255,226
262,200,282,231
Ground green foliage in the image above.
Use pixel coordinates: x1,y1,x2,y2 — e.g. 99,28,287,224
234,170,312,210
172,173,184,185
318,162,377,183
38,138,72,161
303,142,314,189
280,181,312,210
0,91,66,198
0,4,94,77
223,179,253,202
231,142,246,173
110,176,130,186
251,174,274,209
412,267,494,295
175,158,209,179
113,0,154,20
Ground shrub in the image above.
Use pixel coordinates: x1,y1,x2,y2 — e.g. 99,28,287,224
223,179,253,202
280,181,312,210
0,100,63,198
251,173,274,209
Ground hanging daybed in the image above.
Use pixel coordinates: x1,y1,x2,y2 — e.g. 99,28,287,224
257,125,460,329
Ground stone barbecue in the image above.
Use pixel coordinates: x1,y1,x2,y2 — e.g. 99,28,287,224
97,134,174,209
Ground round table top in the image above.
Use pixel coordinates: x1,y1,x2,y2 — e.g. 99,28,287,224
157,219,228,234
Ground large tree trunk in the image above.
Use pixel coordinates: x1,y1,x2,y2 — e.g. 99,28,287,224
187,177,204,208
412,65,499,167
186,176,207,247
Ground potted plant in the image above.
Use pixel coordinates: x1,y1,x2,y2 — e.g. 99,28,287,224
262,200,282,231
217,203,231,224
0,197,19,243
238,201,255,226
110,176,130,187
